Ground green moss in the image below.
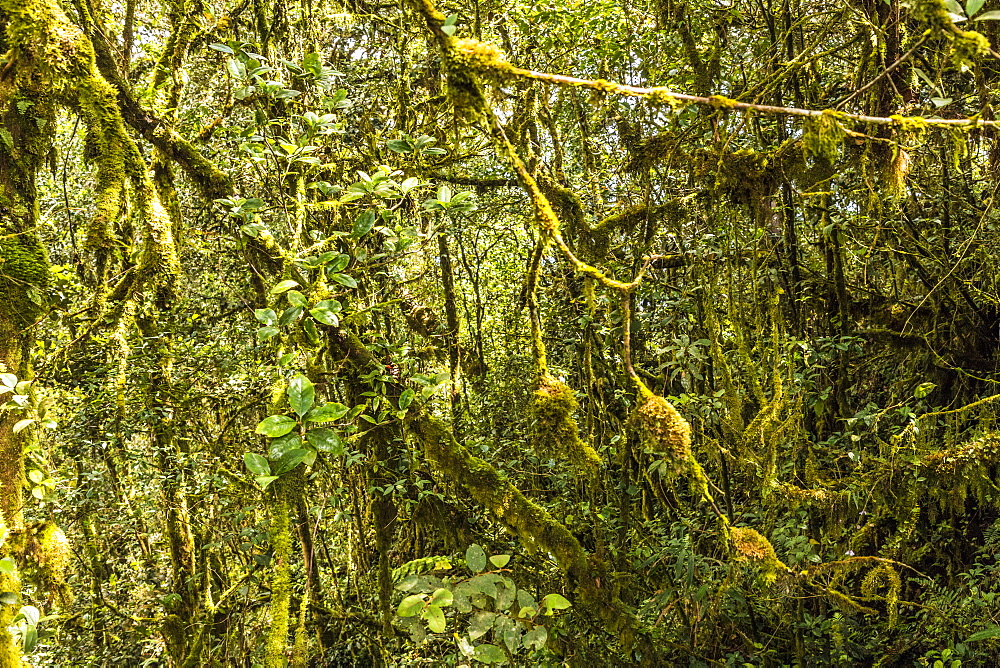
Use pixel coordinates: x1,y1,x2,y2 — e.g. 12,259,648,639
529,375,602,472
730,526,786,585
0,232,49,326
647,88,686,111
952,30,991,68
909,0,953,31
633,394,692,479
803,110,846,164
708,94,739,109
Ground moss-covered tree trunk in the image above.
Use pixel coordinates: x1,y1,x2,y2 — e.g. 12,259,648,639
0,13,55,662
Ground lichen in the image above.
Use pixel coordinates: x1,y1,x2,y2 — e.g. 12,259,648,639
647,87,686,111
529,375,602,472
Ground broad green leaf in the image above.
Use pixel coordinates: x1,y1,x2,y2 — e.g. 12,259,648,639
429,588,453,607
255,415,297,437
0,592,16,605
12,419,33,433
466,544,488,573
468,611,496,640
398,389,415,411
254,308,277,325
975,9,1000,18
466,574,498,598
287,374,315,416
255,475,278,489
328,255,350,272
244,453,270,475
286,290,307,307
315,299,342,313
540,593,571,610
17,605,39,627
21,625,36,652
309,307,339,326
270,280,299,294
273,448,310,475
329,273,358,289
522,625,547,650
209,42,235,54
306,402,350,422
386,139,412,153
27,469,43,484
257,326,279,340
397,594,425,617
967,0,986,16
422,604,446,633
268,432,302,459
473,644,506,663
0,374,16,389
278,306,303,326
352,210,376,237
302,317,320,344
0,559,15,575
967,626,1000,642
488,554,510,569
305,428,344,454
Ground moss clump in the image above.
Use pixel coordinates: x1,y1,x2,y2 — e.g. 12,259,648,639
403,302,440,338
529,375,602,472
20,522,72,607
909,0,953,31
708,94,739,109
952,30,991,68
730,526,784,584
451,38,510,78
861,563,901,626
803,110,846,164
633,394,692,477
0,232,49,326
647,88,686,111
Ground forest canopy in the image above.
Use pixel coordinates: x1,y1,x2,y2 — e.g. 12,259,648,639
1,0,1000,665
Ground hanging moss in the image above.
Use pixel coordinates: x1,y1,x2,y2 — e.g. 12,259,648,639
952,30,991,68
0,232,49,327
861,563,901,627
632,393,692,478
803,110,846,164
529,375,602,472
15,521,72,607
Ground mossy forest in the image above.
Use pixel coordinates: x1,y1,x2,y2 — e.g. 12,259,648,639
4,0,1000,665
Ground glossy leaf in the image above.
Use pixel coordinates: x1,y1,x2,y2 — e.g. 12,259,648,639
287,374,315,416
255,415,297,437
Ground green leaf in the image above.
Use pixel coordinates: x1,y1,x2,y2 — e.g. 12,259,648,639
255,475,278,489
21,625,36,652
17,605,39,627
209,42,235,54
967,0,986,17
329,273,358,289
429,588,454,607
315,299,342,313
305,427,344,454
397,594,425,617
255,415,297,437
0,559,15,575
273,448,310,475
286,290,307,307
466,544,488,573
974,9,1000,18
398,388,416,411
967,626,1000,642
302,317,320,344
268,432,302,459
0,592,15,605
944,0,965,13
0,374,17,389
540,593,571,610
270,280,300,294
306,402,350,422
422,604,446,633
468,611,496,640
386,139,412,153
278,306,303,326
257,326,279,340
328,254,350,272
352,210,376,237
488,554,511,569
244,453,270,475
473,644,506,663
12,419,33,433
287,374,315,416
28,469,46,485
522,625,547,650
310,307,339,326
254,308,277,325
441,24,457,36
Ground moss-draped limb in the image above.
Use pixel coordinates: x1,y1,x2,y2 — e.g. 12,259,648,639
408,415,662,661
